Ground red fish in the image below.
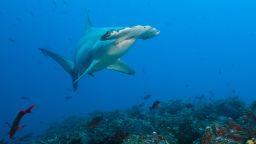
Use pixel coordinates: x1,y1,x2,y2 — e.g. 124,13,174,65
88,116,103,129
8,105,35,139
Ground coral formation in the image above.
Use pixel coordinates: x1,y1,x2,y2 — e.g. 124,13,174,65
9,97,256,144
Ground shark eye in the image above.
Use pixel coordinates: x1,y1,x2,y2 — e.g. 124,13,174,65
100,30,112,41
105,31,112,36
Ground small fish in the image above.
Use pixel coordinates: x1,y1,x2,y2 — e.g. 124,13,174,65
138,103,145,107
208,90,215,97
142,94,152,100
53,0,57,9
15,16,22,22
231,64,235,69
88,116,103,129
8,37,15,43
185,103,194,109
29,11,35,17
62,0,67,5
231,89,236,94
147,0,152,8
64,96,72,100
218,67,222,75
195,95,205,101
20,96,30,100
149,100,160,110
7,105,35,139
67,37,73,43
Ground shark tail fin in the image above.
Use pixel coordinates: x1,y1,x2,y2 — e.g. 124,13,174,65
39,48,78,91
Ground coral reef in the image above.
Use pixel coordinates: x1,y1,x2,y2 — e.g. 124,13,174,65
11,96,256,144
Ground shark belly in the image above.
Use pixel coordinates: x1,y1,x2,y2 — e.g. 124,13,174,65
89,38,136,73
108,38,136,56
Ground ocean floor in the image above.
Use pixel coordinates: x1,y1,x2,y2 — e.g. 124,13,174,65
2,96,256,144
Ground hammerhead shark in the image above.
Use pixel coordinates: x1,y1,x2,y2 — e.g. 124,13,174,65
40,14,160,91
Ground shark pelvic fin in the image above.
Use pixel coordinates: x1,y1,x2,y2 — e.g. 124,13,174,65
107,59,135,75
73,60,98,84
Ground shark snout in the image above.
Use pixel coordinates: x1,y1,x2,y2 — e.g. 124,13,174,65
156,30,160,36
153,28,160,36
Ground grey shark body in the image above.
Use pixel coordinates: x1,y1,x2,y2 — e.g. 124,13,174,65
40,14,160,91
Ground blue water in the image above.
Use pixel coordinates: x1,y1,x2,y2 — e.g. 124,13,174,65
0,0,256,139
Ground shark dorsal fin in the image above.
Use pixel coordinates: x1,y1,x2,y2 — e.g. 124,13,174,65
85,11,93,33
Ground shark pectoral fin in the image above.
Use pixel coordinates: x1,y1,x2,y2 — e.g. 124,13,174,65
39,48,78,91
39,48,74,75
73,60,98,84
107,59,135,75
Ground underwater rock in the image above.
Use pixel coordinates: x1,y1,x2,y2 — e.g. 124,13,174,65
215,97,245,120
18,97,256,144
123,132,177,144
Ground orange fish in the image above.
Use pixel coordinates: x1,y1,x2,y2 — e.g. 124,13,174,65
8,105,35,139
